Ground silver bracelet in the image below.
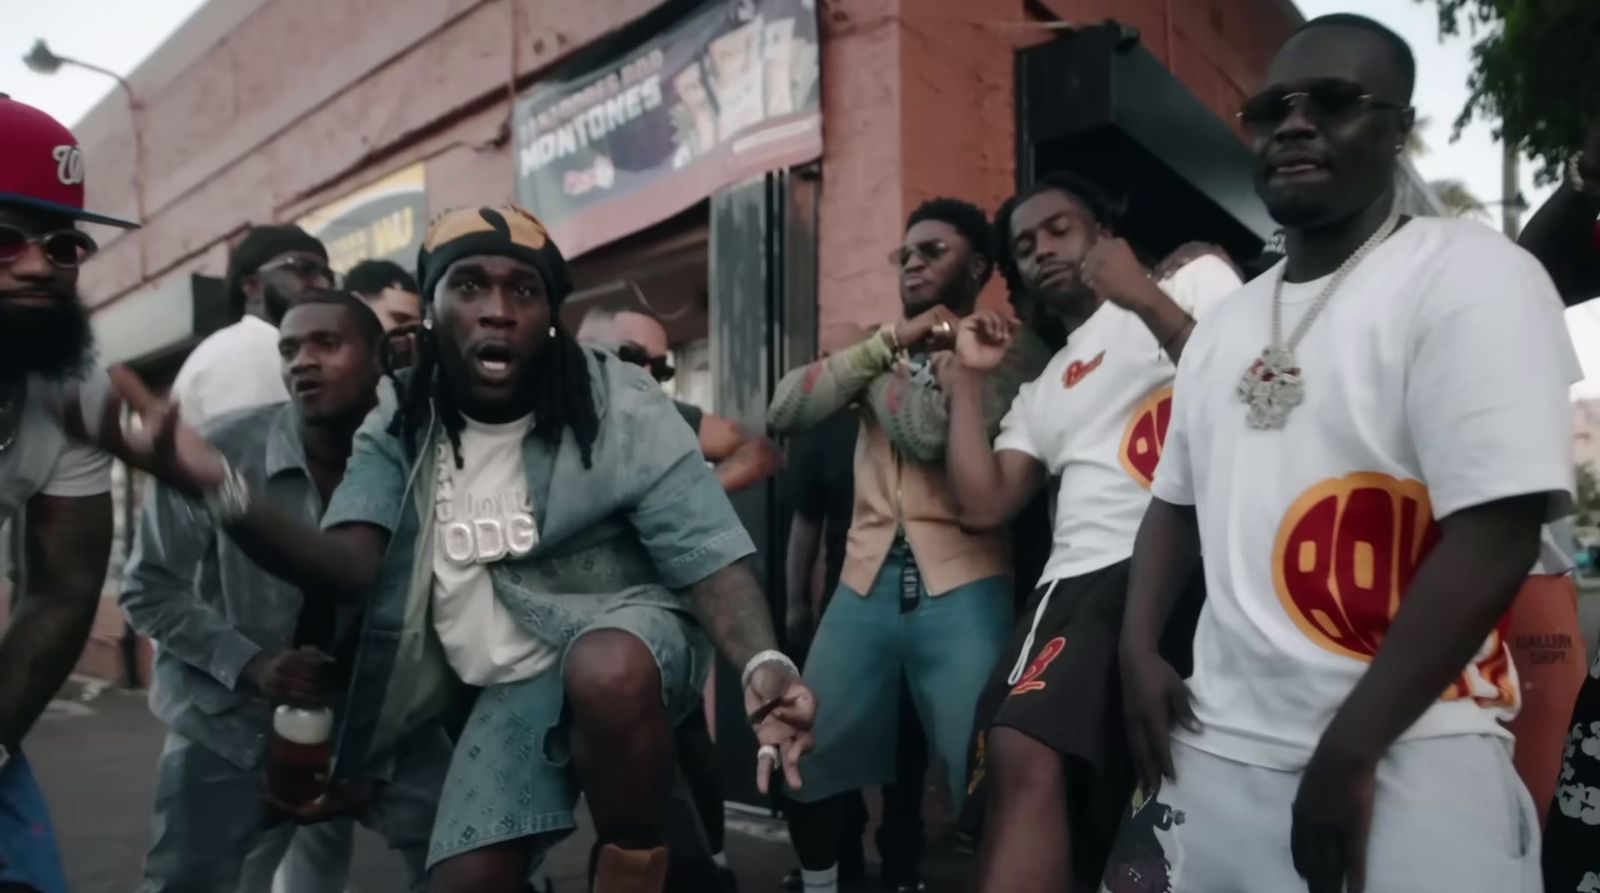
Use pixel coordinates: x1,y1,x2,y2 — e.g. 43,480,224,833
741,650,798,691
203,457,251,525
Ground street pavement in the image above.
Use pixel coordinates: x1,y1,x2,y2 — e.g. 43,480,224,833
31,589,1600,892
28,682,972,892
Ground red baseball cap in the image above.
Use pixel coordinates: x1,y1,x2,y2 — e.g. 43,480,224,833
0,93,137,229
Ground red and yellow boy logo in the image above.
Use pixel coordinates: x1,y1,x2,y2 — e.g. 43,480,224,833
1118,386,1173,490
1272,472,1517,707
1274,473,1439,660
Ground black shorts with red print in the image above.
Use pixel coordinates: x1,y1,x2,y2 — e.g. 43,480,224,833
960,558,1204,881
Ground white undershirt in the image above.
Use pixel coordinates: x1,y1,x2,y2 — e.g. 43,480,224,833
430,414,556,686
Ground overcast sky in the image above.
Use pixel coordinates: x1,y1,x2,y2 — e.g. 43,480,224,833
2,0,1595,394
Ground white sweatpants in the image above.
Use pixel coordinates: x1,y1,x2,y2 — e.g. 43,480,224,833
1098,734,1542,892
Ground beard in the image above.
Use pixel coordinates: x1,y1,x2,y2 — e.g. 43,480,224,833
1261,189,1333,229
902,296,939,319
1020,280,1098,351
0,286,95,381
263,281,293,326
902,279,972,320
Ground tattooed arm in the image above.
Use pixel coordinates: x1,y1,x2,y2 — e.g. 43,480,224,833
0,492,113,747
767,330,898,435
687,560,781,672
866,329,1052,464
688,560,818,793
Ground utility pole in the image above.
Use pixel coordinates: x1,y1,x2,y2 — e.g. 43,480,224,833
1502,141,1523,240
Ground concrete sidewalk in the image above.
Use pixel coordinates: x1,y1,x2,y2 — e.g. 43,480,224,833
29,682,973,892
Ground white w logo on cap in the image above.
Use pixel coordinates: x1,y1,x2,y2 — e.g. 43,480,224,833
52,145,84,186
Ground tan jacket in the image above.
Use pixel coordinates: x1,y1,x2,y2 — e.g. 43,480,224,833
768,326,1051,595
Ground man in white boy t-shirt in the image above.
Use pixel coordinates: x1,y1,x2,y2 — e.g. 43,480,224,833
1105,14,1579,893
944,172,1241,892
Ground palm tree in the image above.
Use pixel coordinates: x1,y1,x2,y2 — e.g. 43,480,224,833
1428,178,1488,219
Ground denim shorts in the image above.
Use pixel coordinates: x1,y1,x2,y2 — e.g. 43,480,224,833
426,601,711,869
0,750,66,893
789,542,1013,812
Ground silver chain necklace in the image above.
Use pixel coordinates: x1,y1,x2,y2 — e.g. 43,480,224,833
1235,209,1401,429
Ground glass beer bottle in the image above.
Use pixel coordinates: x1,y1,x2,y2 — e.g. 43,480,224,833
268,704,333,807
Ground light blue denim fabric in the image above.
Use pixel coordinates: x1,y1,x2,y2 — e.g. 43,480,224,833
121,403,334,770
319,349,753,862
790,541,1012,812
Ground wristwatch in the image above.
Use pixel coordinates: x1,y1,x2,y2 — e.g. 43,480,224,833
203,458,251,525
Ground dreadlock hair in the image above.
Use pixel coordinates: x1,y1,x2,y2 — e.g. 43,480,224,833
993,172,1122,352
383,299,600,472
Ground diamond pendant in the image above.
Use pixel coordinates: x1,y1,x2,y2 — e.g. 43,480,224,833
1236,346,1304,430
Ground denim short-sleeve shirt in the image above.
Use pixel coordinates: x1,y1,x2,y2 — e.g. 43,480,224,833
327,350,754,775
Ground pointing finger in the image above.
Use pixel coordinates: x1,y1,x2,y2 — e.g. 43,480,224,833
755,744,779,795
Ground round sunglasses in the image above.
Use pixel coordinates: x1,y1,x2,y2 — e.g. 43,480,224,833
0,225,99,269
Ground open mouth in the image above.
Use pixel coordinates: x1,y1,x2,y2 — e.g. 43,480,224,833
292,379,324,398
473,342,516,384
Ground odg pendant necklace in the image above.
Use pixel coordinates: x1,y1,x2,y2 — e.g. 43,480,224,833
1236,208,1401,430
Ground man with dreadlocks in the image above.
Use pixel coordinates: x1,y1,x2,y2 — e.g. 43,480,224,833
104,203,817,893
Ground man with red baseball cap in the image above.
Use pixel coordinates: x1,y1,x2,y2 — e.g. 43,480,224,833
0,93,136,893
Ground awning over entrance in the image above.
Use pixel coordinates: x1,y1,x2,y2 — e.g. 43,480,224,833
1017,24,1276,264
1018,24,1441,266
91,273,229,373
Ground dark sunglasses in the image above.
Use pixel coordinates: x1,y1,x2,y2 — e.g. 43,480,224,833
889,239,951,268
258,255,336,283
617,341,676,383
0,225,98,269
1238,79,1406,133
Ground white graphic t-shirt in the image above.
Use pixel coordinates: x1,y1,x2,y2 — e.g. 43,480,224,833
431,414,555,686
996,254,1242,584
1153,217,1581,770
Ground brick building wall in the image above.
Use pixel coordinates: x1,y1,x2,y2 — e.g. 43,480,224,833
67,0,1300,683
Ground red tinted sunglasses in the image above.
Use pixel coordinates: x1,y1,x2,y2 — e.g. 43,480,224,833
0,225,98,269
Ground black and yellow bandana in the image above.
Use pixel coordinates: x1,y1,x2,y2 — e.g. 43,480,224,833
417,203,573,306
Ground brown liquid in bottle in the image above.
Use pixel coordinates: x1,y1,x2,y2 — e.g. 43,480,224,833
268,705,333,807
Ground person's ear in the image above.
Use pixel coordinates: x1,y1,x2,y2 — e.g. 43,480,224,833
967,253,988,286
1396,107,1417,153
